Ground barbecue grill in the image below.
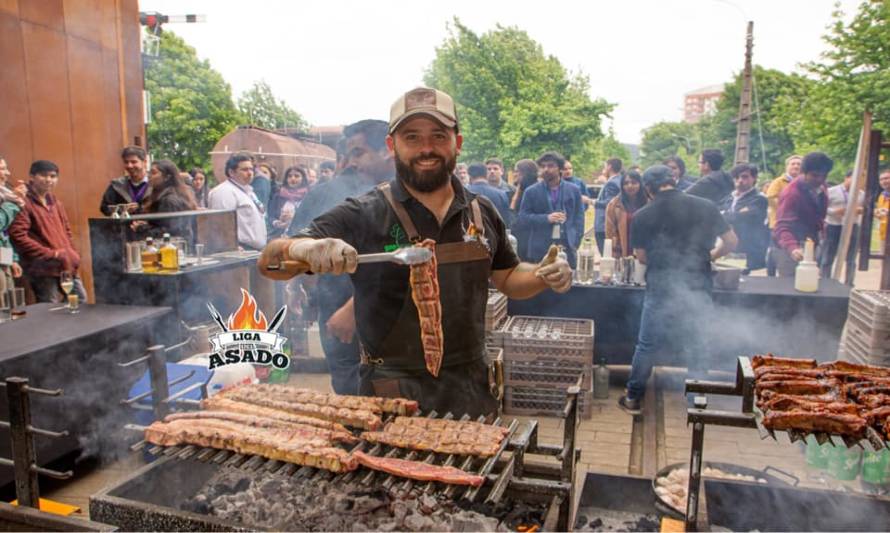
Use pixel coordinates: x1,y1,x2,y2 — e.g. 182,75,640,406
91,380,584,531
681,356,890,531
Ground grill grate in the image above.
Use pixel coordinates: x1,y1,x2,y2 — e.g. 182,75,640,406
133,409,521,501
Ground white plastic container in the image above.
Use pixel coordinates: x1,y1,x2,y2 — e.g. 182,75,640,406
795,261,819,293
179,353,257,396
599,257,615,283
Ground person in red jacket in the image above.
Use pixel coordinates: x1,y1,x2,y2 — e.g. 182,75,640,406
8,160,86,303
771,152,832,277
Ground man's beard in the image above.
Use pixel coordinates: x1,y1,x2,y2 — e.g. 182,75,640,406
395,151,456,193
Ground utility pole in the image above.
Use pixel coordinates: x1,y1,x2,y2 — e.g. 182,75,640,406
734,21,754,165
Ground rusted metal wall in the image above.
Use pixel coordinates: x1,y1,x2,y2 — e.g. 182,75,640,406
0,0,145,300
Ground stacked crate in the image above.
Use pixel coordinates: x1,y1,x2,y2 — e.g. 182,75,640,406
485,290,509,349
501,316,595,419
842,290,890,367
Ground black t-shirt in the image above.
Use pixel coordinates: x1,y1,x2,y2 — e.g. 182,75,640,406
630,189,730,291
298,176,519,360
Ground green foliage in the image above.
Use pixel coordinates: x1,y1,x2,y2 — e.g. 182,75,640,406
578,128,632,180
792,0,890,171
639,120,704,172
698,66,810,177
424,19,613,176
144,30,243,173
237,81,308,132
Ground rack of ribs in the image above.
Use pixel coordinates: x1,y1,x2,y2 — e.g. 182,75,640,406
755,379,837,396
223,384,419,416
216,387,383,430
361,416,508,457
752,354,817,370
410,239,443,377
762,411,867,437
144,418,357,473
163,410,357,444
201,397,352,434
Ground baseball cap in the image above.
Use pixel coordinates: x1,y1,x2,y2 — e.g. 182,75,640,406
389,87,458,134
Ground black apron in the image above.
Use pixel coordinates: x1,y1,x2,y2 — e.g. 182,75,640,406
358,183,499,419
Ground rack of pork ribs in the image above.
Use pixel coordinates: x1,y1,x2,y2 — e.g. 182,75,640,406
753,355,890,448
138,383,515,488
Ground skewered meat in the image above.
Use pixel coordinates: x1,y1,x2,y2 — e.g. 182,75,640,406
361,417,508,457
224,384,418,415
754,367,825,380
752,354,816,370
862,394,890,409
201,397,352,434
755,379,837,395
761,395,859,415
352,451,483,486
864,406,890,425
218,388,383,430
818,361,890,378
163,410,357,444
762,411,867,437
410,239,443,377
145,419,357,473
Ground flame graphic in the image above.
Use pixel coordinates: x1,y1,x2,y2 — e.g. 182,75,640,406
227,288,268,330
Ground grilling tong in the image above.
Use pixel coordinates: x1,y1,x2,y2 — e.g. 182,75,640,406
266,246,432,275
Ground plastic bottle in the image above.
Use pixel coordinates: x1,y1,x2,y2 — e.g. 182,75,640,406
594,356,610,399
795,239,819,293
141,237,160,273
577,238,595,285
160,233,180,271
599,239,615,283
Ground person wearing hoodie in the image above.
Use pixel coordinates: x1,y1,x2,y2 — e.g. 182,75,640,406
687,149,733,205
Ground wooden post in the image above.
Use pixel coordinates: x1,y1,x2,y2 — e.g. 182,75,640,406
833,112,871,282
734,22,754,165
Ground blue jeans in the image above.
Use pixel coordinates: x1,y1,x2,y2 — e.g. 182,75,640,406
318,307,360,395
626,287,711,400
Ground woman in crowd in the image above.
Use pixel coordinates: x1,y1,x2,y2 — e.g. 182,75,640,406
605,168,647,258
268,165,311,238
138,159,198,239
188,167,209,208
509,159,540,260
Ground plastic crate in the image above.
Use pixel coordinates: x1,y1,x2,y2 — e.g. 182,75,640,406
848,298,890,334
504,357,592,390
485,291,509,332
504,386,592,419
845,313,890,350
502,316,594,362
850,289,890,323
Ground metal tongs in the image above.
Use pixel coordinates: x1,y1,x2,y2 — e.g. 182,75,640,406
266,246,432,274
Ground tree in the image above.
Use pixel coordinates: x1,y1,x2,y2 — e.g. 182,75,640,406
424,19,613,176
237,81,308,132
577,128,632,180
144,30,242,173
792,0,890,171
700,66,809,177
639,120,705,171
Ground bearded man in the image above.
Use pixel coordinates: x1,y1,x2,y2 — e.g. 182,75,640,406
259,87,573,418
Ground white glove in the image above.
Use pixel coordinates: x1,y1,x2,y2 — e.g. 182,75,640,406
288,238,358,275
535,250,573,293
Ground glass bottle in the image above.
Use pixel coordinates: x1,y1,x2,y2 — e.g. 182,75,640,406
160,233,180,271
594,356,610,399
578,238,595,285
141,237,160,273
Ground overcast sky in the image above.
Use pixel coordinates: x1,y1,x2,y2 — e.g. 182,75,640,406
139,0,860,145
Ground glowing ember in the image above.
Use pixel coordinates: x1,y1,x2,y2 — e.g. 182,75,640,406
227,289,268,330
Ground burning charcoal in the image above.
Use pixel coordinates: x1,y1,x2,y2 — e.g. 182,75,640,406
590,517,603,529
391,500,409,524
403,513,437,531
575,514,588,528
418,493,439,514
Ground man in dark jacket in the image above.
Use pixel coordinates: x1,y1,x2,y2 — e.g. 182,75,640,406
720,163,768,274
518,151,584,267
687,149,733,204
594,158,623,253
99,146,151,216
466,162,512,224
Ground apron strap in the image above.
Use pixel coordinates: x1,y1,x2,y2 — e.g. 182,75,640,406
379,183,421,243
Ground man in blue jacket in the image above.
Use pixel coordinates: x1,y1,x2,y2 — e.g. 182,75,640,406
466,162,512,225
518,151,584,267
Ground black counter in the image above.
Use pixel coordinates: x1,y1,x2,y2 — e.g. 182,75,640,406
0,303,173,488
508,276,850,365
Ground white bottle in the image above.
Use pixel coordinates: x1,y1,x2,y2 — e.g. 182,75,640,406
577,238,595,284
795,239,819,293
599,239,615,283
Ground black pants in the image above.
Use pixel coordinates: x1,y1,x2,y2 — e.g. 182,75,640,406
359,358,498,419
819,224,858,285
